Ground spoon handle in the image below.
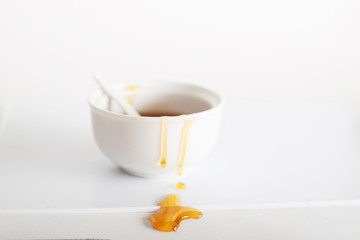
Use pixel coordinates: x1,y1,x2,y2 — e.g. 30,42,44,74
93,75,140,117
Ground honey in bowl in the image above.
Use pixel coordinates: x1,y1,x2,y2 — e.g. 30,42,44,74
148,194,202,232
139,110,186,117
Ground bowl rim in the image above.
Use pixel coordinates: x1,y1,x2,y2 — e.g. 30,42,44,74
88,80,225,122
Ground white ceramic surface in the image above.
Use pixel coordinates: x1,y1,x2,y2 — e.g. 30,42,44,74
88,81,224,178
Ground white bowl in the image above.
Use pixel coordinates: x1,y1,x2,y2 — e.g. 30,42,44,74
88,81,224,178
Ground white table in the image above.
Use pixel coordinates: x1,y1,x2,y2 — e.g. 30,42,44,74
1,99,360,239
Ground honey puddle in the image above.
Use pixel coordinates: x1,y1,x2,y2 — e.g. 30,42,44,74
148,194,202,232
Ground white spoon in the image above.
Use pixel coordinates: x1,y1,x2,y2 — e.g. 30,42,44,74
93,74,140,117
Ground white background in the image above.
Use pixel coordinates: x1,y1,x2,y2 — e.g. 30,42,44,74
1,1,360,239
0,0,359,108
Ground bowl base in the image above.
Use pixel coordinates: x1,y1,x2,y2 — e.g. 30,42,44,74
120,167,177,178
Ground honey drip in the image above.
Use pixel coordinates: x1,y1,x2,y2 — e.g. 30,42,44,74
177,117,194,175
175,182,186,189
125,84,139,105
148,194,202,232
158,117,168,168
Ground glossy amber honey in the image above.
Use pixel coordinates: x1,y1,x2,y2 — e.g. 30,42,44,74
148,194,202,232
